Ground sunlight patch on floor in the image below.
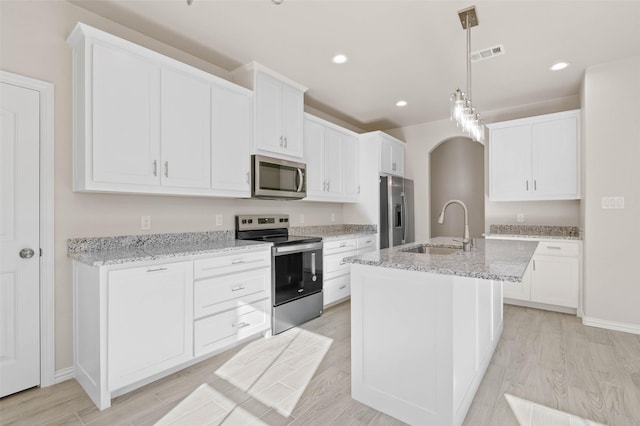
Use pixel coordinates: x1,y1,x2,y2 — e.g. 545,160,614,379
505,393,607,426
155,327,333,424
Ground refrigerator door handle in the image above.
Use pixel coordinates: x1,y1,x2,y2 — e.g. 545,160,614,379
401,192,407,243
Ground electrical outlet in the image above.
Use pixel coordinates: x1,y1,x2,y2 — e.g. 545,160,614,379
331,213,336,222
141,216,151,230
516,213,525,223
215,214,223,226
299,214,305,224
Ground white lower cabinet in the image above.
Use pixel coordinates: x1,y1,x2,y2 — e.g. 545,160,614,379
323,235,377,307
107,261,193,391
73,245,271,411
492,237,580,311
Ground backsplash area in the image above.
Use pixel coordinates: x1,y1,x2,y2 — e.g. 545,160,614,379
489,224,581,238
290,224,376,236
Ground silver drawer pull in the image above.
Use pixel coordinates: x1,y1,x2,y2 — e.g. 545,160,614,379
233,321,250,329
231,285,245,292
545,246,562,250
339,285,347,290
232,259,247,264
339,242,347,247
147,267,168,272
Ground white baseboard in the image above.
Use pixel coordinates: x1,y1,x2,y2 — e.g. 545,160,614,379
54,367,75,384
582,317,640,335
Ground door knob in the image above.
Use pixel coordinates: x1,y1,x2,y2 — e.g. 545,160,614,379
19,248,35,259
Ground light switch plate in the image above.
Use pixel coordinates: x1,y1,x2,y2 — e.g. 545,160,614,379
601,196,625,209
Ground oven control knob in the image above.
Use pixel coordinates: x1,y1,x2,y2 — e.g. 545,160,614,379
248,219,253,224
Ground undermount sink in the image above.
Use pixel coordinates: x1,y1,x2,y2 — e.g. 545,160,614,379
401,245,460,255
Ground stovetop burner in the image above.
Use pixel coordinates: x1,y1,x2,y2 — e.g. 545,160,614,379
235,214,321,246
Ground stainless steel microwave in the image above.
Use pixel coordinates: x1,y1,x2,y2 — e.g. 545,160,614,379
251,155,307,199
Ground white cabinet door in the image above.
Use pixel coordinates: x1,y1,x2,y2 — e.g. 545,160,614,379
281,84,304,157
531,116,579,199
503,260,532,301
160,68,211,189
254,71,304,158
211,83,252,196
324,128,343,197
342,133,360,201
303,117,326,198
107,261,193,390
92,43,160,185
530,255,579,308
379,133,405,176
489,124,532,201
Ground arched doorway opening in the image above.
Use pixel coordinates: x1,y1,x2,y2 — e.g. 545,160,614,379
430,137,485,238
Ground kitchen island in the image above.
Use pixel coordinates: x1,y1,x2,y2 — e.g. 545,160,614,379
343,238,537,426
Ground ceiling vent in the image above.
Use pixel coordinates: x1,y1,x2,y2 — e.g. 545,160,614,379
470,44,505,63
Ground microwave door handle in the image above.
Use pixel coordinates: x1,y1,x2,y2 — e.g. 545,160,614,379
296,168,304,192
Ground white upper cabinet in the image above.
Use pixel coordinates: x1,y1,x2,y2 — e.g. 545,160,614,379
91,42,161,186
379,132,405,176
488,110,580,201
303,113,360,202
232,63,307,160
210,84,252,196
67,23,252,198
160,68,211,189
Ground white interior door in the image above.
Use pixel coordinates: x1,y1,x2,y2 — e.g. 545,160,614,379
0,82,40,397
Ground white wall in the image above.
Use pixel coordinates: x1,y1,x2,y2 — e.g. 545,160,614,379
387,95,582,240
0,0,349,372
582,56,640,329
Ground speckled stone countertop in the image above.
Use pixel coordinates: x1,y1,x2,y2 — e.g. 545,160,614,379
486,224,582,240
68,231,271,267
289,224,376,241
343,237,538,282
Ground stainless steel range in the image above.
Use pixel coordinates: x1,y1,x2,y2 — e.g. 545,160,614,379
235,214,323,334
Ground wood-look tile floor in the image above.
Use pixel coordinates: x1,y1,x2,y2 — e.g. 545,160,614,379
2,302,640,425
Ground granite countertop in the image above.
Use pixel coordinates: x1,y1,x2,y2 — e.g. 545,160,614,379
68,231,271,267
289,224,377,241
486,224,582,240
343,237,538,282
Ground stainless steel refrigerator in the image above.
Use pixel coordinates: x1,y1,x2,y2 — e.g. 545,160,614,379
379,176,415,249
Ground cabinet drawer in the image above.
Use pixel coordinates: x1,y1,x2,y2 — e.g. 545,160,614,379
535,241,579,257
324,275,350,306
325,250,356,278
324,238,358,255
357,235,377,254
194,268,269,319
194,298,269,357
194,249,270,279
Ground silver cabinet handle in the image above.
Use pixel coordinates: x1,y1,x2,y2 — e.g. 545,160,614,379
534,180,537,191
232,259,246,264
526,180,529,191
19,248,35,259
233,321,250,329
147,267,168,272
284,136,288,148
153,160,158,177
279,136,284,147
545,246,562,250
533,259,536,271
327,180,330,192
231,285,245,292
339,285,347,290
357,184,361,194
164,161,169,177
246,171,250,184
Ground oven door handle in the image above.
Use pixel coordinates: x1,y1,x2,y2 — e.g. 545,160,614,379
274,242,323,255
311,252,316,276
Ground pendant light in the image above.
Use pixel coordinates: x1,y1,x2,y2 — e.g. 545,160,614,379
450,6,485,143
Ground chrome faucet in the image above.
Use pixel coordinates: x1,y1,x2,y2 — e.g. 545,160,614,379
437,199,471,251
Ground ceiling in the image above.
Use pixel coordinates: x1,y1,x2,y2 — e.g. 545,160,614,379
68,0,640,131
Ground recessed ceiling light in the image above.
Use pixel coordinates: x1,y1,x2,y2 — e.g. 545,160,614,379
331,54,348,64
550,62,570,71
395,100,408,107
